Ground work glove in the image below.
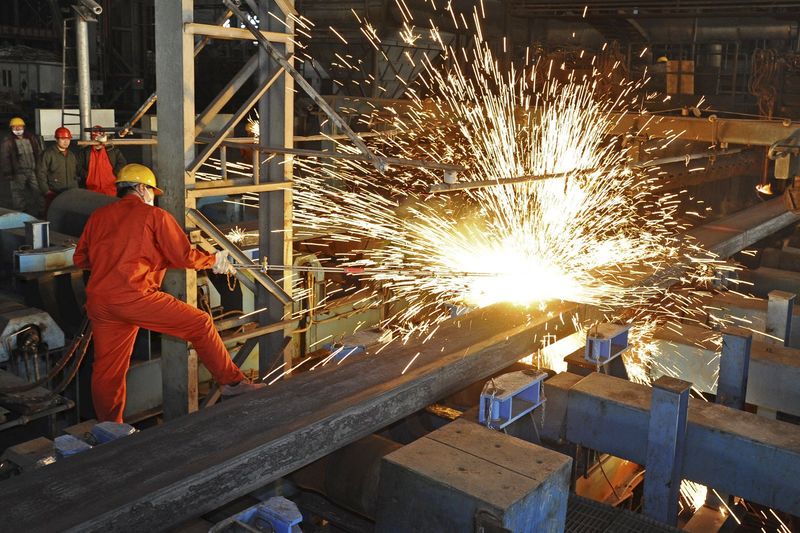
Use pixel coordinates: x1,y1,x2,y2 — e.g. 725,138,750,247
212,251,236,275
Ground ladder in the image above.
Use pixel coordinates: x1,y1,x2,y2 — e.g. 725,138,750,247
61,17,81,131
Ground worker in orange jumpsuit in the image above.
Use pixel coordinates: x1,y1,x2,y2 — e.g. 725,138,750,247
73,163,263,422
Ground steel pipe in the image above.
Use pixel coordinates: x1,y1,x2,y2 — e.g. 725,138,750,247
75,15,92,140
78,0,102,15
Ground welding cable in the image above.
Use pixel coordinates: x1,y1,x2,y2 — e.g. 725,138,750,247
0,317,90,394
0,325,93,402
50,327,93,395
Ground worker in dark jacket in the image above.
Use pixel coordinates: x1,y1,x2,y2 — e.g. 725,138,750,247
0,117,43,215
37,127,79,211
73,164,264,422
78,125,127,196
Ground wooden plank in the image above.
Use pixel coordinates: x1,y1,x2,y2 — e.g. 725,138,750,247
0,302,580,532
183,22,291,44
186,181,291,198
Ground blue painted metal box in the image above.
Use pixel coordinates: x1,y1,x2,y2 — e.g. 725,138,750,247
584,323,631,363
479,370,547,429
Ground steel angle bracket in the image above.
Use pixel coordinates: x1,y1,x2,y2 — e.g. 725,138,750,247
186,208,292,305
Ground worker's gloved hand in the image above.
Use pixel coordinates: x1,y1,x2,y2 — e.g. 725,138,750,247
212,251,236,275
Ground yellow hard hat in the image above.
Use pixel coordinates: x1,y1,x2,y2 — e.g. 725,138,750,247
656,56,669,63
116,163,164,195
9,117,25,127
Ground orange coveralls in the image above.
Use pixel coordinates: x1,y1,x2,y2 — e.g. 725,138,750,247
73,195,244,422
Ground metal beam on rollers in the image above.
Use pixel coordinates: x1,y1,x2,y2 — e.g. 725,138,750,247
0,302,580,531
739,267,800,299
651,322,800,418
565,372,800,516
686,198,799,259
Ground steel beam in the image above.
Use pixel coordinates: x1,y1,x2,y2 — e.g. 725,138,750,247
0,302,580,531
185,208,290,305
607,112,800,147
182,21,291,44
703,291,800,348
566,373,800,516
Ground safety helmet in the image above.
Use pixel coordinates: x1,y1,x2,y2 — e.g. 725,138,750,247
116,163,164,195
9,117,25,128
54,127,72,139
90,125,108,142
656,56,669,63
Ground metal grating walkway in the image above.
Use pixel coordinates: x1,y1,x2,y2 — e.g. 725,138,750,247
567,495,683,533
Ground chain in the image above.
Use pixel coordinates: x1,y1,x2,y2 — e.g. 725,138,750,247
226,271,238,291
483,378,498,430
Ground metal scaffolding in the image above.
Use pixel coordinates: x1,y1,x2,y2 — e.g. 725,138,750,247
153,0,295,419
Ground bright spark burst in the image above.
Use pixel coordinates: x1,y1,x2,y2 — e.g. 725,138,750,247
286,2,713,341
215,0,720,345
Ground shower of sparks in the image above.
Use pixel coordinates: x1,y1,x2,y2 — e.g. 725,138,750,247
209,0,725,347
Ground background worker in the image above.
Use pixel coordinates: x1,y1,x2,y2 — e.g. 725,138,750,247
0,117,42,215
38,126,79,211
79,125,127,196
73,163,263,422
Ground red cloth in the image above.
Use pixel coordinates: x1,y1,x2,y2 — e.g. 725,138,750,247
74,195,244,422
85,147,117,196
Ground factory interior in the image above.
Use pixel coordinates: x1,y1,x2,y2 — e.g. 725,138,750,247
2,0,800,531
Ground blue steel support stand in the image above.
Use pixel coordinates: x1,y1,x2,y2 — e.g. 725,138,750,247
706,327,753,511
643,375,691,526
717,327,752,410
767,290,795,347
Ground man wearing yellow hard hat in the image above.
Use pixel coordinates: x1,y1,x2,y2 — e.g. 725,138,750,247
73,164,265,422
0,117,43,215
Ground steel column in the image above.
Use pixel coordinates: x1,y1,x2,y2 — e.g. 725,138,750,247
643,376,691,526
257,0,295,377
155,0,198,420
717,327,752,410
766,290,795,346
